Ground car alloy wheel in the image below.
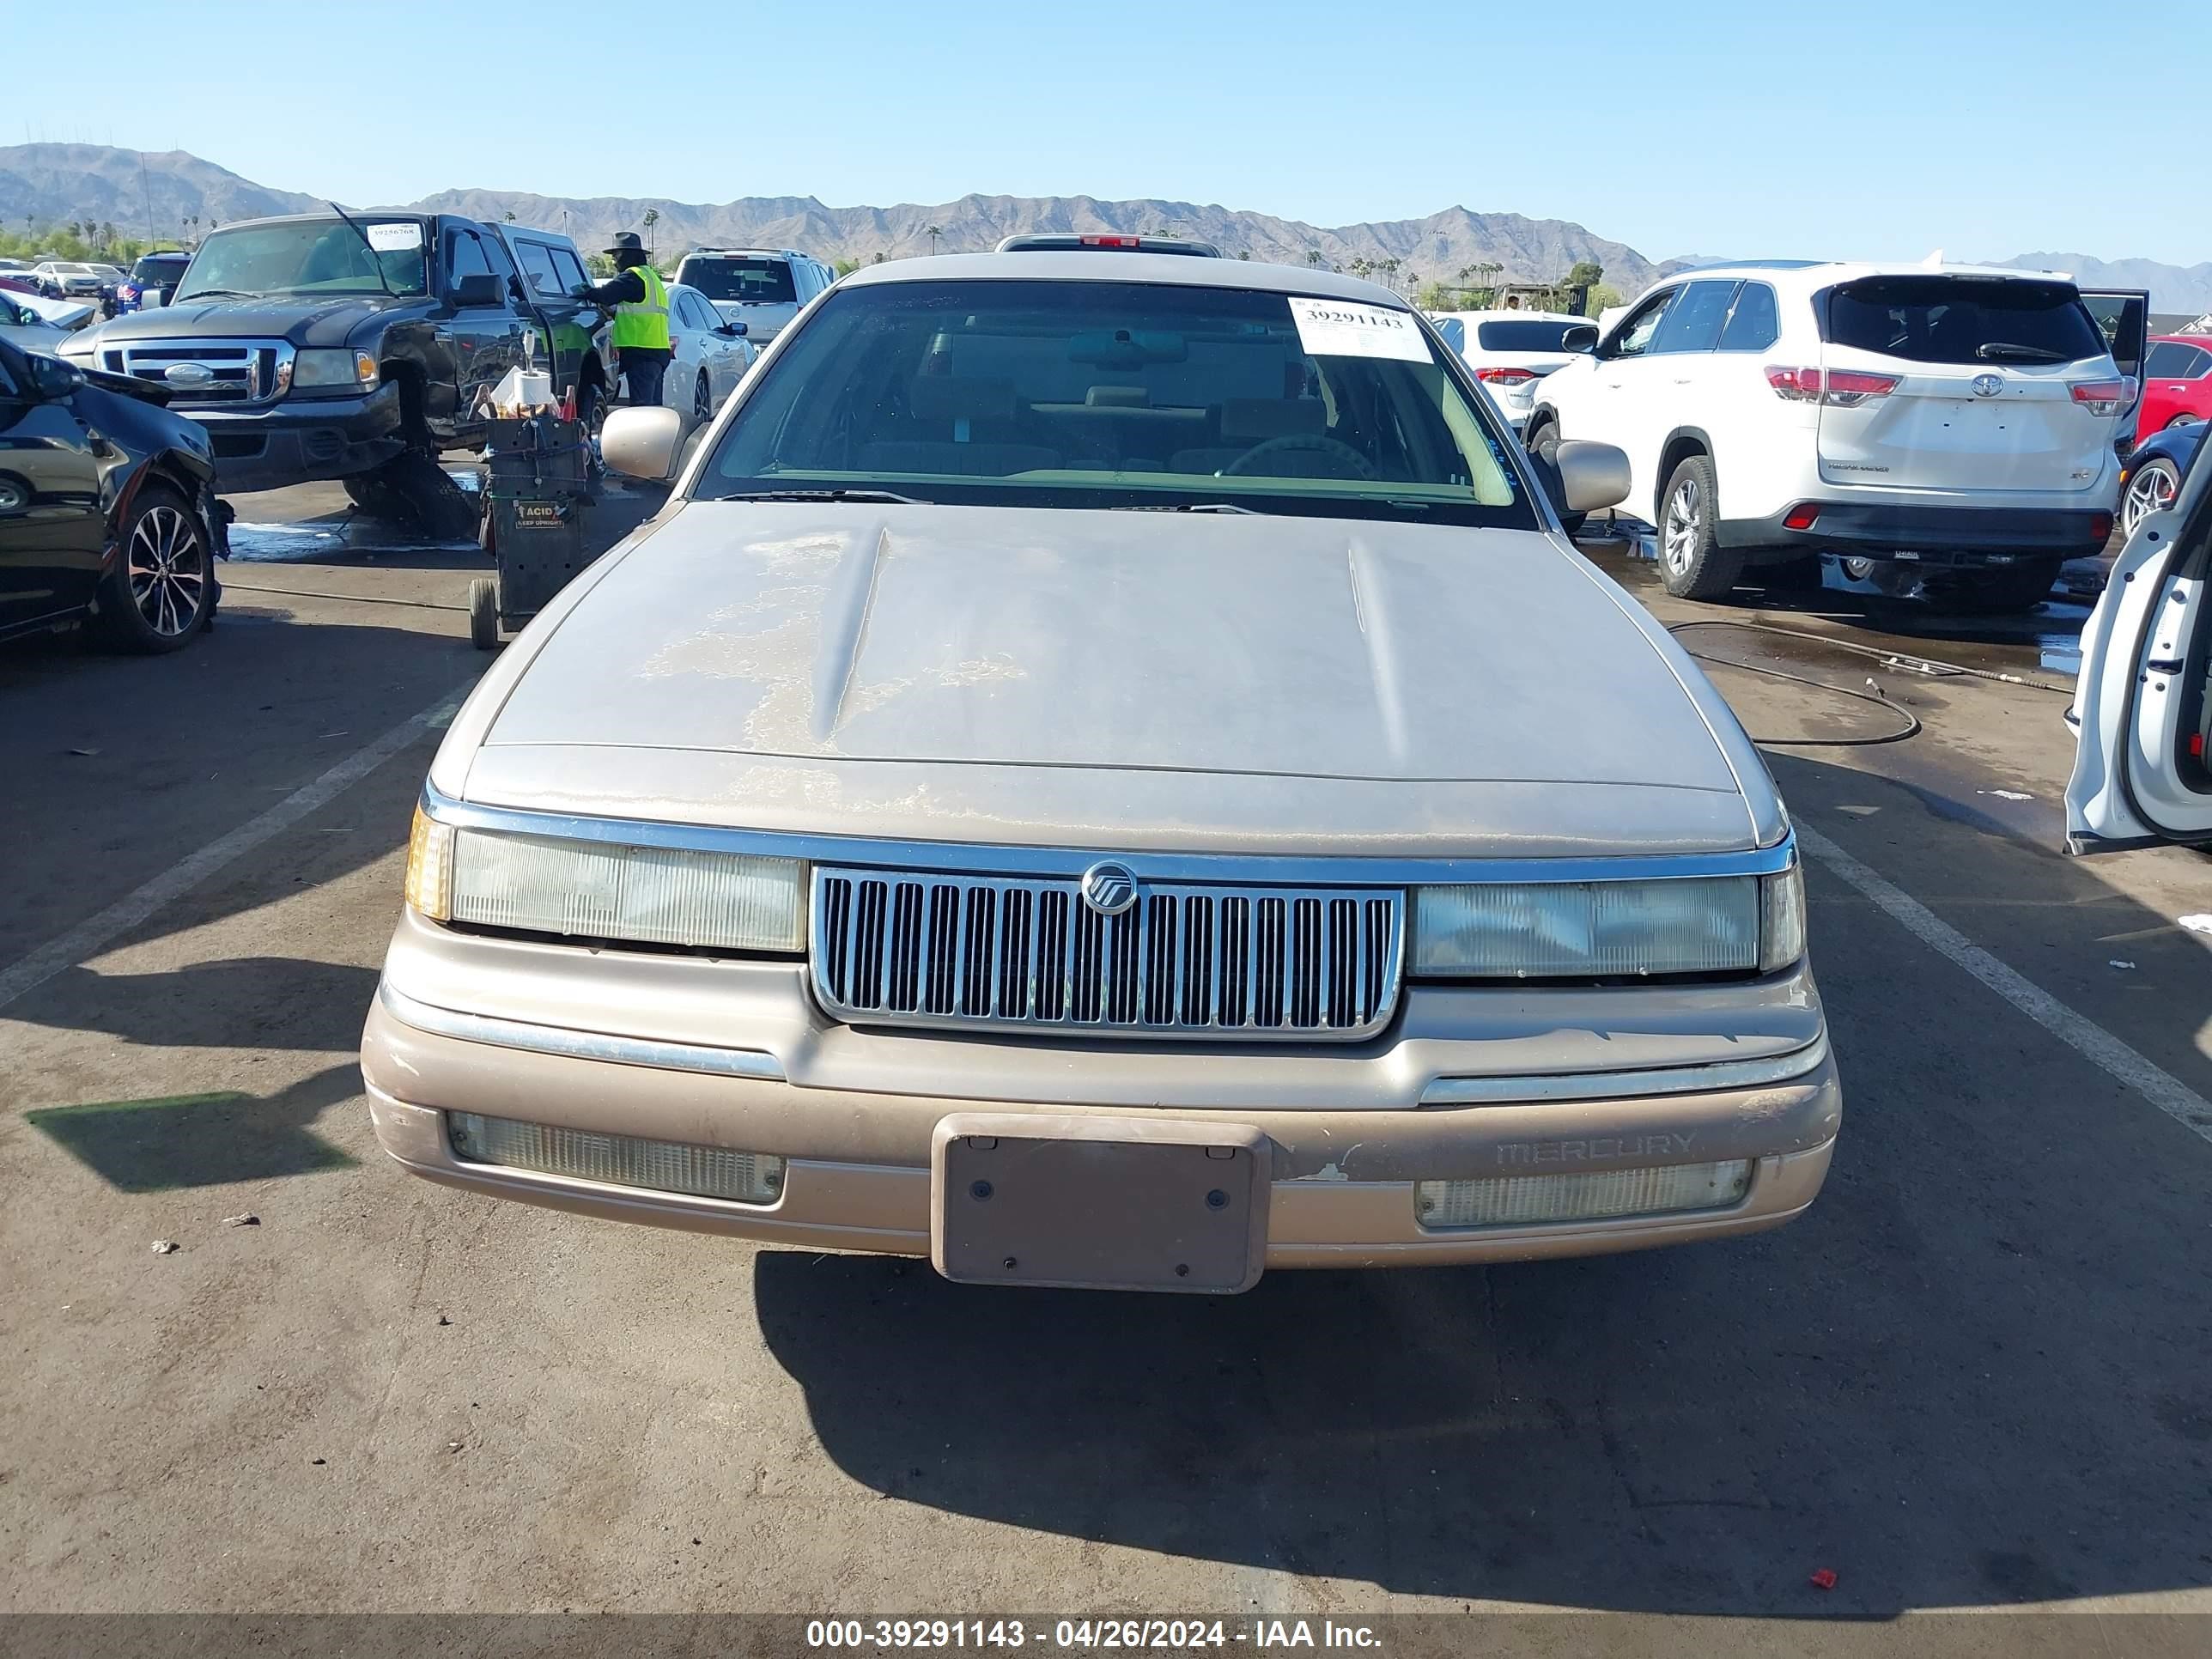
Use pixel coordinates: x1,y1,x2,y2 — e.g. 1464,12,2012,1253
128,502,207,636
2122,459,2179,535
1662,477,1703,575
695,371,713,424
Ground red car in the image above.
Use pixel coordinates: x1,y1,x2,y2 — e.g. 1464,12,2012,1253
0,274,40,297
2134,334,2212,441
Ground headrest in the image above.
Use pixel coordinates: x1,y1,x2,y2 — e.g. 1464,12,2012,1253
1220,398,1327,441
1085,385,1151,408
908,376,1016,421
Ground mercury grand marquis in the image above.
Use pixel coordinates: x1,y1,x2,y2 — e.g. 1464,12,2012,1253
359,252,1840,1293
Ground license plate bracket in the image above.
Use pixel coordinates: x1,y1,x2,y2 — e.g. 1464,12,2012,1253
932,1114,1270,1294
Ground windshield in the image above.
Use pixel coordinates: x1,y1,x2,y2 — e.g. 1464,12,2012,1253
678,257,798,305
1823,276,2105,366
136,256,190,280
701,278,1530,526
174,218,429,300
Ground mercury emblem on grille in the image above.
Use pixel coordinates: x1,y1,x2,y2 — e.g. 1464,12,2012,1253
1079,861,1139,915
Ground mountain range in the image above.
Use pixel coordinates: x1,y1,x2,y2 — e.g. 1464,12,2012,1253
6,144,2209,314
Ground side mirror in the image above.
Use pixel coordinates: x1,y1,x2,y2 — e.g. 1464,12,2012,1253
453,273,504,309
1564,324,1600,354
601,405,684,482
730,319,748,337
1553,440,1631,514
26,353,86,400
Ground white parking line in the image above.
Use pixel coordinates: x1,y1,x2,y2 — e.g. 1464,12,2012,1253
1797,825,2212,1144
0,687,467,1014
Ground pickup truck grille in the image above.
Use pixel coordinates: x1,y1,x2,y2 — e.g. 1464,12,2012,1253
811,866,1404,1042
101,340,295,406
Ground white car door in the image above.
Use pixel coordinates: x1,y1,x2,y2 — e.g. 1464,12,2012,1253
1577,286,1680,520
2065,455,2212,851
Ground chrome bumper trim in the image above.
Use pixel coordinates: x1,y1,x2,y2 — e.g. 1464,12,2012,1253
1420,1031,1829,1105
376,982,787,1081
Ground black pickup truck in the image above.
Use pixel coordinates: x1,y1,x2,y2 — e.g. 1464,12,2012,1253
58,211,611,528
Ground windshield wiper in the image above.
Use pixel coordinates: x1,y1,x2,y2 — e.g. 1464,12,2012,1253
710,488,927,504
1975,342,2068,362
327,201,395,298
174,288,257,301
1110,501,1261,515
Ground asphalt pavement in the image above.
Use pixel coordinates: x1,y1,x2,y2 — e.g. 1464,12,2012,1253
2,490,2208,1651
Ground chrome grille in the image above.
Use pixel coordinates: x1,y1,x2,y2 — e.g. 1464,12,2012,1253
103,339,294,405
811,867,1404,1041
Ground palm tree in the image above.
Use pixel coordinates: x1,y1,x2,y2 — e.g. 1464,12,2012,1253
927,225,942,256
641,206,659,258
1305,248,1324,268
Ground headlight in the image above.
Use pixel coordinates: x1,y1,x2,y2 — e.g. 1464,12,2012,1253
290,348,378,390
402,808,806,953
1412,868,1805,979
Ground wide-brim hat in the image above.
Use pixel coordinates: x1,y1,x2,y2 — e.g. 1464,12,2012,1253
604,231,646,257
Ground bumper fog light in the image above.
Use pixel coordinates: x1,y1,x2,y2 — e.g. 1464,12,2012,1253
447,1112,783,1205
1415,1159,1752,1230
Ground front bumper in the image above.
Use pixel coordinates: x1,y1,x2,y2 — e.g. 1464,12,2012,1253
360,986,1841,1274
182,381,406,494
1717,500,2112,562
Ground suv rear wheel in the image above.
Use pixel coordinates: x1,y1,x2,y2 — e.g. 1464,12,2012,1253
1657,453,1744,600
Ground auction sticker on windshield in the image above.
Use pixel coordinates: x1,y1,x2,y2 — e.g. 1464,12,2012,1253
1287,296,1430,362
367,222,424,252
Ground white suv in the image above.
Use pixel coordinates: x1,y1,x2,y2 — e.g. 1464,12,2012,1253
1526,262,2141,611
672,248,836,345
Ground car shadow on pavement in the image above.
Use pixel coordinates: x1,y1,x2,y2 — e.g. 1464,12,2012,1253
25,1061,360,1192
12,958,384,1051
755,753,2212,1617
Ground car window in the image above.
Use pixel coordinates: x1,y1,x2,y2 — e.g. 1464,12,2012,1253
447,230,494,285
703,277,1532,527
1610,290,1677,359
1474,319,1595,352
1432,317,1465,354
514,240,563,297
549,246,587,291
0,295,25,327
1717,282,1780,352
0,350,16,397
2147,341,2212,378
679,257,798,305
1649,281,1739,355
1823,276,2106,365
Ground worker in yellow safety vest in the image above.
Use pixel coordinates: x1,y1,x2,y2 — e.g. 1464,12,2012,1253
573,231,672,409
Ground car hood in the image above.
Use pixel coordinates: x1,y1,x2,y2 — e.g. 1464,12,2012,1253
458,503,1769,857
85,293,422,348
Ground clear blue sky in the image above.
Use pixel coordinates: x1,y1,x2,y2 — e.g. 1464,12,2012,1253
10,0,2204,266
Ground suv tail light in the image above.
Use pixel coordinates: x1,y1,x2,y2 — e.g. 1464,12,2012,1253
2069,377,2135,416
1080,234,1141,248
1783,504,1820,532
1474,367,1538,385
1766,366,1899,408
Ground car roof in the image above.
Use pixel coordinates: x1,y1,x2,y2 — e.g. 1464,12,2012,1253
994,234,1224,257
682,248,812,261
839,250,1410,305
1664,260,2077,289
2149,333,2212,345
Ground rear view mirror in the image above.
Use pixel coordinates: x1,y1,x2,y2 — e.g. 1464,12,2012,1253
453,273,504,309
1564,324,1600,353
26,353,86,400
601,405,684,482
1068,329,1187,368
1553,440,1631,514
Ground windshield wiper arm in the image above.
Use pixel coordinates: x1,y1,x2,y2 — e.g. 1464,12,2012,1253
1975,342,2067,362
1109,501,1261,514
711,488,927,504
174,288,255,301
326,201,394,298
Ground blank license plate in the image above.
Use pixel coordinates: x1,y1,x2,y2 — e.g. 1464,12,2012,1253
932,1115,1268,1294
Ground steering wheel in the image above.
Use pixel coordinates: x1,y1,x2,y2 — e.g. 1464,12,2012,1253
1220,433,1378,480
